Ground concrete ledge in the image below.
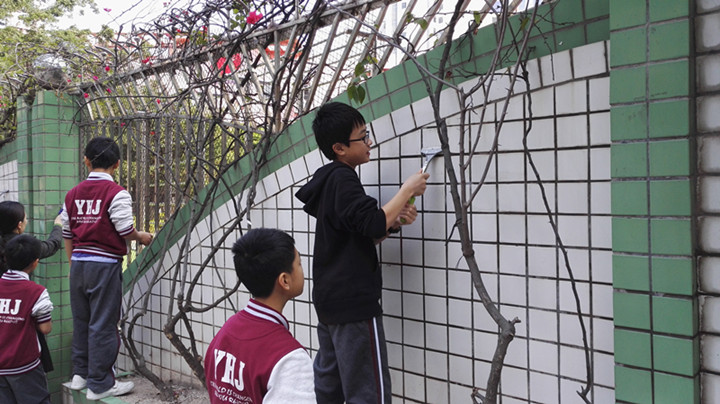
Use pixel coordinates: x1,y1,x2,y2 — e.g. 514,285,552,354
61,382,130,404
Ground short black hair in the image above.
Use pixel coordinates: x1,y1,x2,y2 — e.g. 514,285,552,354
5,234,41,272
85,137,121,169
232,228,296,298
0,201,25,235
312,102,366,160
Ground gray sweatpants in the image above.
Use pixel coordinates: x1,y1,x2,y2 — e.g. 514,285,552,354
0,365,51,404
314,316,392,404
70,260,123,394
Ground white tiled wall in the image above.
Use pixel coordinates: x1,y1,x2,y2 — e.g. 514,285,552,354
119,41,613,402
0,160,18,201
698,1,720,400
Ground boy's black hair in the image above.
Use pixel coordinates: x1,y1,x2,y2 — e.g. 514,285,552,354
0,201,25,235
85,137,121,169
5,234,41,272
232,228,296,298
312,102,366,160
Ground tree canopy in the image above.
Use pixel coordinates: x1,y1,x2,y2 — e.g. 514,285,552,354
0,0,105,140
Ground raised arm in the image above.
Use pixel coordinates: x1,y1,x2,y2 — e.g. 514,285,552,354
37,214,63,259
60,205,73,264
381,171,428,230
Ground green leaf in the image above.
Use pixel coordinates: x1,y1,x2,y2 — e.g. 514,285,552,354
416,18,428,30
354,62,366,77
356,86,366,103
519,17,530,31
473,11,482,24
348,85,357,101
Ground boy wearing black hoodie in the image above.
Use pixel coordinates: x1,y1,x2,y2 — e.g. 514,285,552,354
295,102,428,403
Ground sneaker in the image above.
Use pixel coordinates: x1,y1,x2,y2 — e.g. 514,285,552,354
69,375,87,390
86,380,134,400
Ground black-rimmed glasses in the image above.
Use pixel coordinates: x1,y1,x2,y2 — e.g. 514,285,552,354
347,130,371,145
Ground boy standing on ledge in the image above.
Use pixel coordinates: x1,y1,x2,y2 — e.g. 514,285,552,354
62,136,153,400
296,102,428,403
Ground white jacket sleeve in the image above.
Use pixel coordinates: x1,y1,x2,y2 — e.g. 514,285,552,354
108,190,136,236
264,348,316,404
61,202,71,238
31,289,53,324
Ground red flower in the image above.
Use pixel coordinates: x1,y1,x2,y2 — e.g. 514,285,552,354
67,79,72,83
216,53,242,75
103,8,111,12
120,122,125,127
104,66,111,72
150,130,156,135
93,76,98,80
106,88,112,93
83,93,89,98
247,11,262,25
141,57,151,64
156,99,161,104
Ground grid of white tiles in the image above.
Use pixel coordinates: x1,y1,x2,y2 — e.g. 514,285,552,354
0,160,18,202
697,0,720,401
118,40,613,402
361,41,612,403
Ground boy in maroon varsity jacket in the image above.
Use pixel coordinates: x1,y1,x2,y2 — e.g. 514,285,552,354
0,235,52,404
205,228,315,403
295,102,428,403
60,137,153,400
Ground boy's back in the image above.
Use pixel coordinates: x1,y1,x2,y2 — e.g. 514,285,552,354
0,272,48,371
205,300,312,403
0,235,53,404
63,173,134,258
205,228,314,404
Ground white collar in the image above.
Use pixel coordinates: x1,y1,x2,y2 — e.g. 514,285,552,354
87,172,115,182
244,299,289,330
1,269,30,280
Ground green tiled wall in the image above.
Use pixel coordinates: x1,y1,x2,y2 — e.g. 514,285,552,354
12,91,80,402
609,0,699,402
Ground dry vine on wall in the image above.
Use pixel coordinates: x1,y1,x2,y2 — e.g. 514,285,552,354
340,0,595,402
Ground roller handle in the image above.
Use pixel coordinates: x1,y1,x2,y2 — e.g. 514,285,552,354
399,157,433,223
